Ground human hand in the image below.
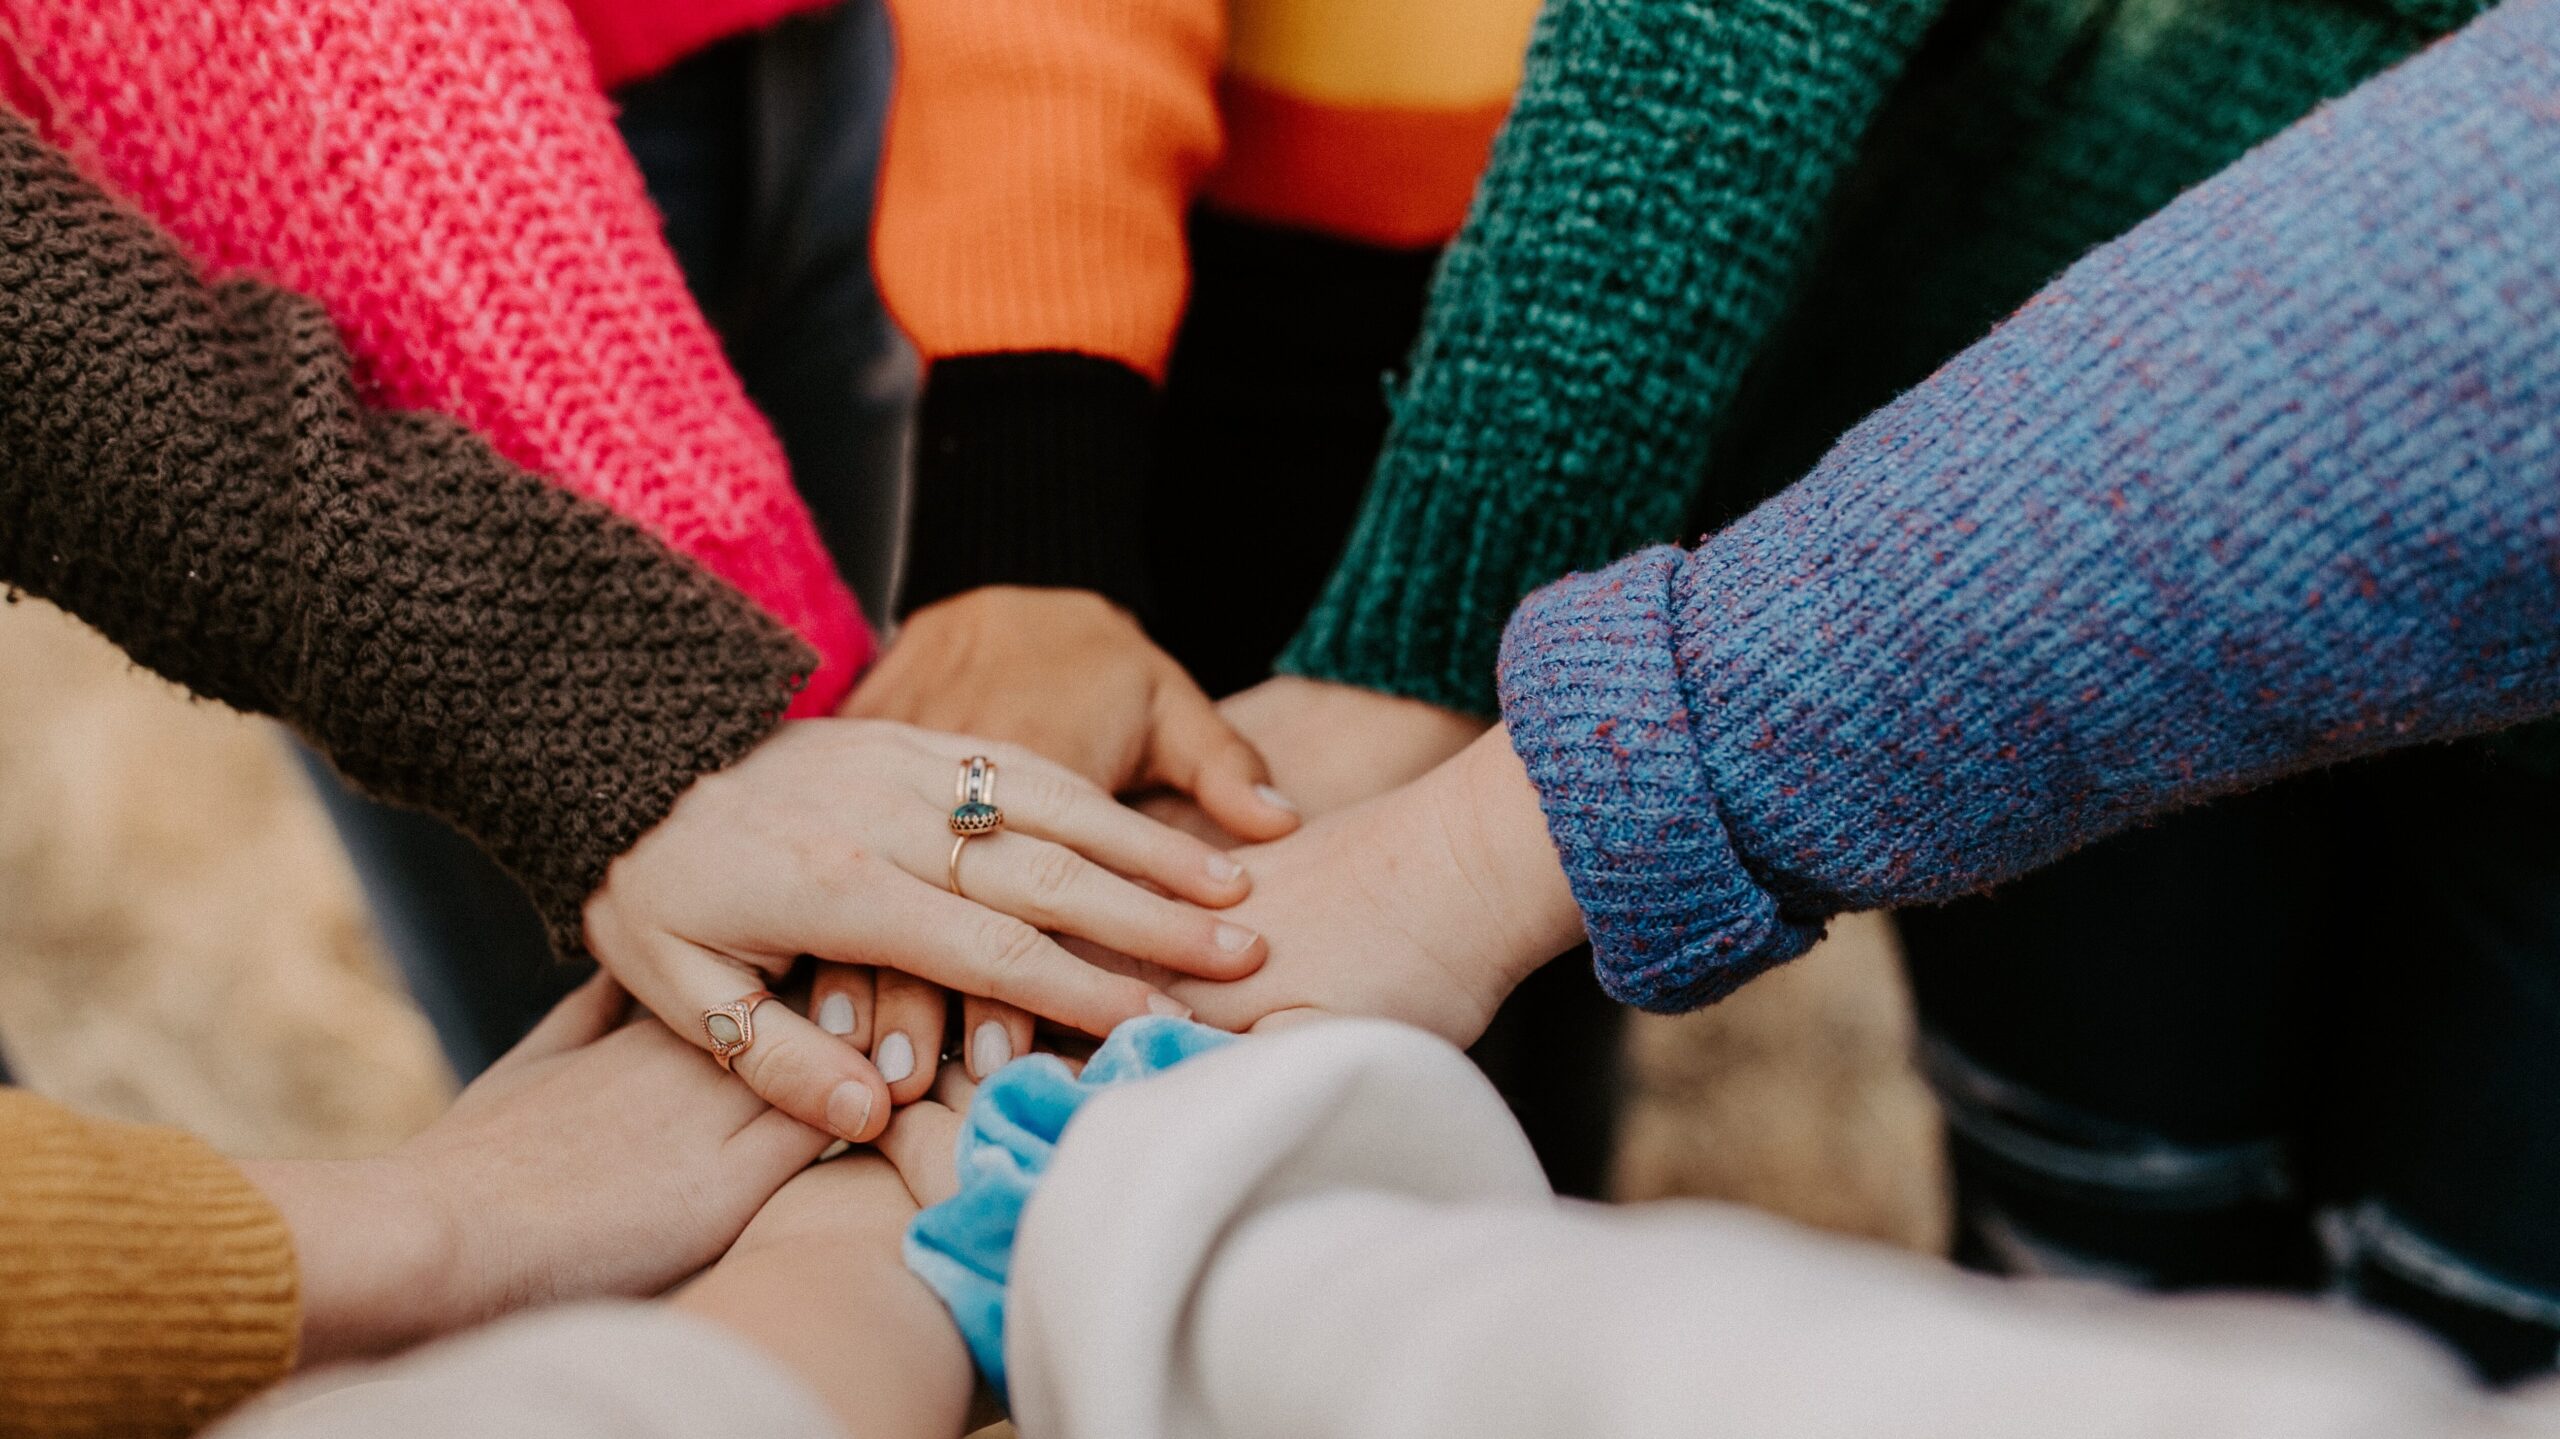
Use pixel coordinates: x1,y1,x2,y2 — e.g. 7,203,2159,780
1162,729,1586,1047
675,1152,972,1439
1219,675,1490,821
838,588,1301,1098
240,974,831,1366
848,587,1301,837
584,719,1265,1142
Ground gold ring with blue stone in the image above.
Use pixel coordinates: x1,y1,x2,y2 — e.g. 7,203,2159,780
948,756,1003,894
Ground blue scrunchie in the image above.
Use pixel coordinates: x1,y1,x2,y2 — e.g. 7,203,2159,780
903,1016,1234,1402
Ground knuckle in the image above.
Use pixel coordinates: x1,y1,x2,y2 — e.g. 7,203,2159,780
970,916,1052,995
1011,765,1082,814
742,1050,838,1124
1021,843,1084,910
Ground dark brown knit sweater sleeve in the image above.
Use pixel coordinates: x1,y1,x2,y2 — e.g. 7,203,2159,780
0,113,813,960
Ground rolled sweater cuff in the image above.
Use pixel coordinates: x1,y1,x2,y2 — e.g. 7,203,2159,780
0,1092,299,1437
1496,547,1822,1011
899,353,1160,621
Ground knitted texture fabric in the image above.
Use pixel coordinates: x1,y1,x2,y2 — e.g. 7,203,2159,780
0,113,812,962
564,0,834,89
0,0,872,712
1497,0,2560,1011
0,1089,298,1439
1279,0,1944,714
1695,0,2486,522
1280,0,2484,717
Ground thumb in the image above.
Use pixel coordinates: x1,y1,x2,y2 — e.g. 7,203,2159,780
1146,676,1300,842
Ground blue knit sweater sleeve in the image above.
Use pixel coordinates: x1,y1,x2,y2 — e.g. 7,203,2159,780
1498,0,2560,1013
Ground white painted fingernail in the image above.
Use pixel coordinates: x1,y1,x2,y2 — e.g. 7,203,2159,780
825,1081,874,1141
1254,783,1298,813
1205,853,1245,883
970,1021,1013,1078
817,992,857,1036
875,1030,915,1084
1215,922,1258,954
1146,993,1193,1019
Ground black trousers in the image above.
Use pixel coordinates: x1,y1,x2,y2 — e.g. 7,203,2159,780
1903,745,2560,1381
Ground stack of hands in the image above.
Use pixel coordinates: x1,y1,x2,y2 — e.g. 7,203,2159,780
252,585,1584,1409
585,585,1581,1148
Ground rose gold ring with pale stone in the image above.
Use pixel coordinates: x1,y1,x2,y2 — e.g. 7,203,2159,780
703,989,777,1072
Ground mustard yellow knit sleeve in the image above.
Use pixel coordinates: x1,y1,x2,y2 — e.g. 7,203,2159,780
0,1090,299,1438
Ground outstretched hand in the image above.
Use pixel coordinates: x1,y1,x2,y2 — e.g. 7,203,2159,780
244,973,833,1365
583,718,1265,1142
837,586,1301,1101
1159,729,1586,1047
848,587,1303,839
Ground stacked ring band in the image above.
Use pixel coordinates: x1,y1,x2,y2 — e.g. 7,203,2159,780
949,755,1004,896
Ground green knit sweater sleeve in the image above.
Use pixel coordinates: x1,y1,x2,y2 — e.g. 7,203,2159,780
1277,0,1945,716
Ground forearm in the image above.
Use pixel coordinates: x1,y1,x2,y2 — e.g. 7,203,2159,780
233,1160,453,1368
1,0,871,706
209,1304,851,1439
0,115,808,958
1499,0,2560,1009
675,1244,971,1439
1278,0,1945,715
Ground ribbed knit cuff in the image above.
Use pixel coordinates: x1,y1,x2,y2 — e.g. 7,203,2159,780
0,1092,299,1438
900,353,1160,620
1277,469,1660,719
1495,547,1823,1011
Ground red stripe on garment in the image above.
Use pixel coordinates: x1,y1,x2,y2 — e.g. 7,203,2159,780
1204,74,1508,248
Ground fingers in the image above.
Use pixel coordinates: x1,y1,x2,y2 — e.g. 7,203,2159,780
960,996,1034,1081
799,865,1192,1038
955,830,1267,981
726,999,894,1144
621,939,892,1144
1146,679,1300,843
907,734,1252,908
871,969,945,1105
876,1101,965,1208
485,969,627,1075
808,963,876,1050
725,1103,835,1175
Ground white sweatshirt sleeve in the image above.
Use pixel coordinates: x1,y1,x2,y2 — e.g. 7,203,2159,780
1006,1019,2560,1439
207,1302,847,1439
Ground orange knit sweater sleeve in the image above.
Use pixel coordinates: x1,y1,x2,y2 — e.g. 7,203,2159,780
0,1091,299,1438
873,0,1224,379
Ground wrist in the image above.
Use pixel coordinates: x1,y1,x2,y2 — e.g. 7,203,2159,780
677,1232,971,1439
1419,727,1586,995
239,1153,460,1365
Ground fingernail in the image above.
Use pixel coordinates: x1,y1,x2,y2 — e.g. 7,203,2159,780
1205,853,1245,883
825,1081,874,1141
875,1030,916,1084
1146,993,1193,1020
1215,922,1258,954
817,992,857,1036
1254,783,1298,814
970,1021,1012,1078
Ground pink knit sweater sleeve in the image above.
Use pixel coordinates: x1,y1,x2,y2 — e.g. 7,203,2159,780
1,0,872,714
